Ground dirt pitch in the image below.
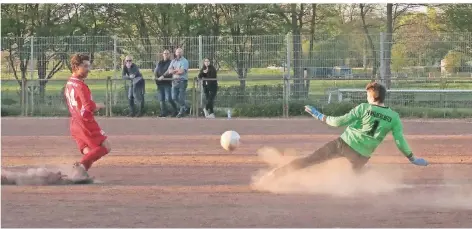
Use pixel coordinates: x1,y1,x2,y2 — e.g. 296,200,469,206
2,117,472,227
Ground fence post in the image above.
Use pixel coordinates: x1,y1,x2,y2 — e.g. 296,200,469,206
110,78,114,117
113,36,118,106
192,77,197,117
30,36,35,116
21,78,26,116
379,32,385,84
198,35,203,67
198,35,204,107
105,77,110,117
284,33,292,118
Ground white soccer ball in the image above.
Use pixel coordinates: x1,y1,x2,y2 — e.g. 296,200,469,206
220,130,240,151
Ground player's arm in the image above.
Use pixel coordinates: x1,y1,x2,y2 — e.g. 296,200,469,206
128,64,141,78
176,59,189,75
325,105,362,127
305,104,361,127
154,63,160,78
392,117,428,166
76,85,97,121
167,60,175,75
122,67,130,79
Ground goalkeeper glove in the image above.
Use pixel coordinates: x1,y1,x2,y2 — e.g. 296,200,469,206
304,105,324,121
408,155,428,166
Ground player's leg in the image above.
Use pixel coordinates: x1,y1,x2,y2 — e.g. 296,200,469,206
128,84,135,117
172,83,181,117
158,84,168,117
134,83,145,117
166,85,178,116
208,85,217,115
79,135,111,171
177,80,188,117
268,138,342,178
339,141,370,173
203,86,210,117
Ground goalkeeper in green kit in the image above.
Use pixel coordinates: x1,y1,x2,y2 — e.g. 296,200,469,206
265,82,428,179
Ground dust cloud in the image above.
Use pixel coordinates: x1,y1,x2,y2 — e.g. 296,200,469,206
1,164,92,185
251,146,411,197
428,164,472,210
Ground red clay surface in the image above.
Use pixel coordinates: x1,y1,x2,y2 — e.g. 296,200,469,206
2,117,472,227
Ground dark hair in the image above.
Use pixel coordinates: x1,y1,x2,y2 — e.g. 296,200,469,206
70,53,90,72
365,82,387,103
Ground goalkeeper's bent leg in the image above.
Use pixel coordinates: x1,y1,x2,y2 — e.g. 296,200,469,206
271,138,343,178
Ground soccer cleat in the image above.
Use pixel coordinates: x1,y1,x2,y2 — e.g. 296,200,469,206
207,113,215,119
71,162,89,181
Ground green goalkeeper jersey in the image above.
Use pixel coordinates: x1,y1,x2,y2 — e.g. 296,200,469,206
326,103,412,158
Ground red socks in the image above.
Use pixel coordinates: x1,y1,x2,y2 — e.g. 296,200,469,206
80,146,109,170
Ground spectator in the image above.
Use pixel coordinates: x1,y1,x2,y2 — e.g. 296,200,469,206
122,55,145,117
198,58,218,118
154,50,178,117
167,48,189,118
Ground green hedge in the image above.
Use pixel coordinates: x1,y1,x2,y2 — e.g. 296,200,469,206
3,82,472,118
232,101,472,118
3,101,472,118
216,84,284,106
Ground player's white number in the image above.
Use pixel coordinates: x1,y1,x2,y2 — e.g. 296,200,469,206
65,88,78,108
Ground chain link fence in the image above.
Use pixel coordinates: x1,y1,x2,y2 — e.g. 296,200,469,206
2,33,472,118
3,77,471,118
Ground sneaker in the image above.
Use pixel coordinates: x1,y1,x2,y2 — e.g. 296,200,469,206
71,162,89,181
207,113,215,119
203,108,209,117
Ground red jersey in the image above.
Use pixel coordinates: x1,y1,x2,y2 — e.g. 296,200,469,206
64,77,100,131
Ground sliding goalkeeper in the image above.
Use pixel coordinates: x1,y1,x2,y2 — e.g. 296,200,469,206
263,82,428,180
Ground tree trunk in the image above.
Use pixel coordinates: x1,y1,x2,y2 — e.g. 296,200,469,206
291,4,304,99
37,53,47,103
307,4,317,98
359,4,378,79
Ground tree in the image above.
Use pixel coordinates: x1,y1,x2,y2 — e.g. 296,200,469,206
1,4,33,85
359,4,380,78
384,4,421,88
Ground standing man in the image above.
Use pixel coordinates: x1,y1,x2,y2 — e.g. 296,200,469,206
167,48,189,118
154,50,178,117
122,55,145,117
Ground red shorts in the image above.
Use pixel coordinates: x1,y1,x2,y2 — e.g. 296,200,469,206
70,120,107,154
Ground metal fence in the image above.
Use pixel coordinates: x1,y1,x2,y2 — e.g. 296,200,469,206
2,33,472,118
2,77,472,118
3,33,472,81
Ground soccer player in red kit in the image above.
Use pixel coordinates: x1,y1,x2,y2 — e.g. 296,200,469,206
64,53,111,180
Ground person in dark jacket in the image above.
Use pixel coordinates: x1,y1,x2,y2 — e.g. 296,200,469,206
198,58,218,118
122,55,145,117
154,50,178,117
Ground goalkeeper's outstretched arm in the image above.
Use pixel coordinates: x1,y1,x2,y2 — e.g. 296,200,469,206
391,117,413,158
324,105,362,127
305,104,361,127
